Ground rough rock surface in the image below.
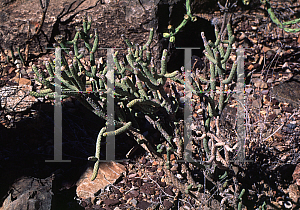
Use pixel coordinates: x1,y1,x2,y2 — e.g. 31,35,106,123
0,0,216,72
76,161,125,200
0,0,161,62
271,74,300,108
0,84,38,112
1,176,53,210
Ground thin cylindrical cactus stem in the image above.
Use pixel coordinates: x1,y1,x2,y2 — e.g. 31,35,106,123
125,77,138,94
164,71,179,78
214,25,221,47
209,61,216,92
201,32,214,58
69,63,85,91
262,0,300,33
138,45,143,59
44,62,54,78
160,49,168,75
91,126,107,181
136,70,160,91
135,74,148,99
221,35,235,64
121,34,133,48
134,44,139,58
17,46,25,66
90,29,98,66
165,146,172,169
139,63,159,86
127,98,161,108
103,122,132,137
222,62,237,84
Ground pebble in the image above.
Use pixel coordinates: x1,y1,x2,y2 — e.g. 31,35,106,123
253,78,268,89
245,88,253,94
267,78,274,83
286,123,296,130
273,109,281,115
284,201,292,209
261,89,269,95
176,174,183,179
129,198,137,207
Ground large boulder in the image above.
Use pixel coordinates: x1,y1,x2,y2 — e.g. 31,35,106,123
1,176,53,210
0,0,215,70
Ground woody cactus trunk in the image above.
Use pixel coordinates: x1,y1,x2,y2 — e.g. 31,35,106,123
29,13,245,209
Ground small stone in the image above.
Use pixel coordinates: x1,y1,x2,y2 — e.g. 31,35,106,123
129,198,137,207
247,64,254,71
282,107,294,113
267,113,277,121
158,180,166,187
164,186,174,196
284,201,293,209
273,109,281,115
286,123,296,130
14,59,21,64
170,164,178,171
245,88,253,94
11,77,31,85
280,154,288,162
170,154,176,161
129,190,139,198
103,198,120,206
251,26,257,30
140,156,146,164
20,68,27,75
282,62,289,69
183,206,191,210
96,199,102,205
178,97,185,105
292,164,300,186
253,78,268,89
152,161,159,166
128,173,137,179
270,200,282,209
261,90,269,95
76,162,125,200
176,174,183,179
147,166,157,172
239,32,246,40
136,200,151,209
163,199,173,209
297,179,300,187
252,98,262,109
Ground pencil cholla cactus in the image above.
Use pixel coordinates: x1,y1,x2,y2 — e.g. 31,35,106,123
29,11,245,209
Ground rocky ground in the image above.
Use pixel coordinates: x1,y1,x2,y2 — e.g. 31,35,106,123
0,0,300,209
